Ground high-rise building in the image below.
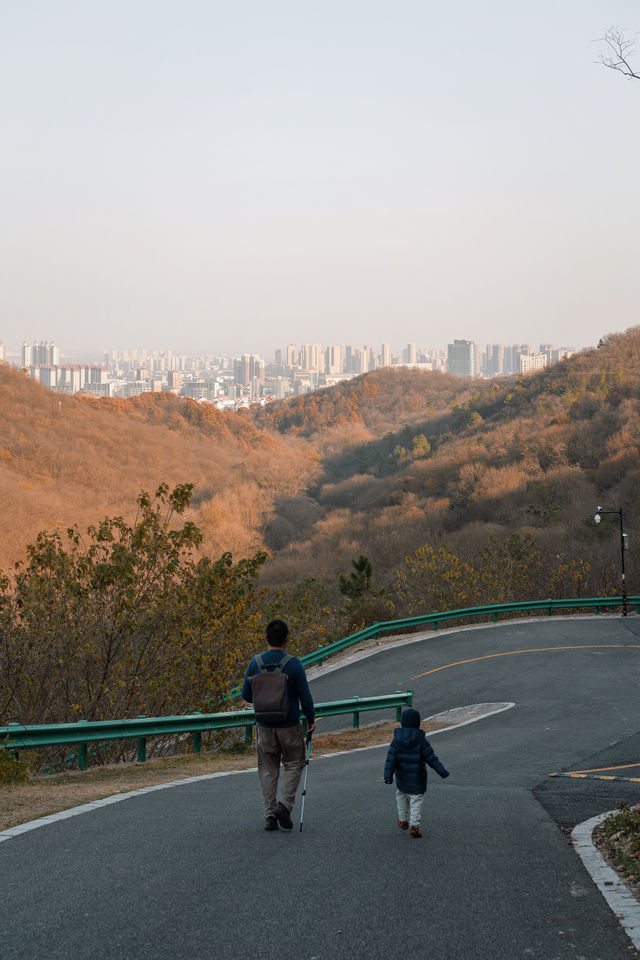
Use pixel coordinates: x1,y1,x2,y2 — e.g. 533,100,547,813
519,353,548,374
0,342,6,363
485,344,504,376
30,340,59,366
324,344,343,375
286,343,297,367
447,339,476,378
301,343,322,372
352,347,368,374
404,343,417,364
381,343,392,367
234,353,264,387
504,344,531,376
21,341,32,366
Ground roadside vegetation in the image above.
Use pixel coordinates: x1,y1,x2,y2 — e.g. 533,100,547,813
595,801,640,900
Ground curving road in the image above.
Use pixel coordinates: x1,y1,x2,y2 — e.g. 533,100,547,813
2,617,640,960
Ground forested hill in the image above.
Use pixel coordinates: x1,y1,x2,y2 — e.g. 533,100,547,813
0,366,314,569
246,367,478,437
255,327,640,606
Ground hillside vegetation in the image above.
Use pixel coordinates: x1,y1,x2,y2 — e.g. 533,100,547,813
250,329,640,608
0,367,318,569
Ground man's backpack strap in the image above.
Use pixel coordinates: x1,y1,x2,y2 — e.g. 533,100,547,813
254,653,292,674
275,653,293,672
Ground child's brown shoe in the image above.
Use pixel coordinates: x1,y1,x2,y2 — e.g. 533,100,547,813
410,825,422,838
397,819,409,830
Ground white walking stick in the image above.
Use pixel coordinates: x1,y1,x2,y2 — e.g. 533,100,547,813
299,734,312,832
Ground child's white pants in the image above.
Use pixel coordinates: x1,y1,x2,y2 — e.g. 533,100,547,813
396,788,424,826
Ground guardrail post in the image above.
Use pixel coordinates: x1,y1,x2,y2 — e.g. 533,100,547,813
76,720,89,771
352,697,360,728
191,712,202,754
6,721,21,758
493,612,498,623
137,715,147,763
547,600,552,617
245,723,253,745
433,621,438,631
371,621,379,639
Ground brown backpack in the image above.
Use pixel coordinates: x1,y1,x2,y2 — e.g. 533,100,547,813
250,653,293,723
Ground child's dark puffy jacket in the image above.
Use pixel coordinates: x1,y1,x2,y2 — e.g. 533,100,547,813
384,712,449,794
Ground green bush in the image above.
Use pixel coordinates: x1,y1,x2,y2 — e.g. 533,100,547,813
0,743,28,784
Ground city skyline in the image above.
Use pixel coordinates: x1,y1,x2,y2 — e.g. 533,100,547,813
2,3,640,356
6,334,575,407
4,333,576,366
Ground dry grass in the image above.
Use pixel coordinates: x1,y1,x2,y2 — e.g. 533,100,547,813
0,719,450,832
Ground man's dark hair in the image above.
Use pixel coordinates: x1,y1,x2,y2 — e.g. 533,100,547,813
266,619,289,647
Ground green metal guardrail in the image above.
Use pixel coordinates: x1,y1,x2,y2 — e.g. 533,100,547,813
300,595,640,668
225,594,639,700
0,691,413,772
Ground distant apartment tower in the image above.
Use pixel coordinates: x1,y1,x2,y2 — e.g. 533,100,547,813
301,343,322,372
485,344,504,376
286,343,297,367
447,339,476,378
0,342,6,363
325,344,343,375
21,341,32,366
351,347,368,374
403,343,417,364
167,371,182,393
344,345,356,373
504,344,531,376
234,353,264,387
519,353,548,374
381,343,392,367
30,340,60,366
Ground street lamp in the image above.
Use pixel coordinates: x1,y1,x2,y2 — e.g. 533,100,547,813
594,506,629,616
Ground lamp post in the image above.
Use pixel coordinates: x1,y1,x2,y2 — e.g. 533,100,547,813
594,506,628,616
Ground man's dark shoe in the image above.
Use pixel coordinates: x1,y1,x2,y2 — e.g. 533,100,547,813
264,816,278,831
274,803,293,830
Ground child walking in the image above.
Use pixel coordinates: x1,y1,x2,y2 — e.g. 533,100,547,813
384,707,449,838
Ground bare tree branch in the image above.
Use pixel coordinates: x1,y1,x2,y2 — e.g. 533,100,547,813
596,26,640,80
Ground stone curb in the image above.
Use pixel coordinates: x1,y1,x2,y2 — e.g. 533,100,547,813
571,810,640,951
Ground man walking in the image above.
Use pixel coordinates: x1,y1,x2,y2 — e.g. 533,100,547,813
242,619,316,831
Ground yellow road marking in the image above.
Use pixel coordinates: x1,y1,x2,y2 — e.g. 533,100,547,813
569,762,640,774
411,644,640,680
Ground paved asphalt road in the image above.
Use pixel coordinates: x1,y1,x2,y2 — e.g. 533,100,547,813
2,616,640,960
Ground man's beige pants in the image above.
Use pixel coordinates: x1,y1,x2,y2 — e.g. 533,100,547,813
256,723,306,818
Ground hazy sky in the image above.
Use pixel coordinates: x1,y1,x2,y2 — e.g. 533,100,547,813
2,1,639,358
